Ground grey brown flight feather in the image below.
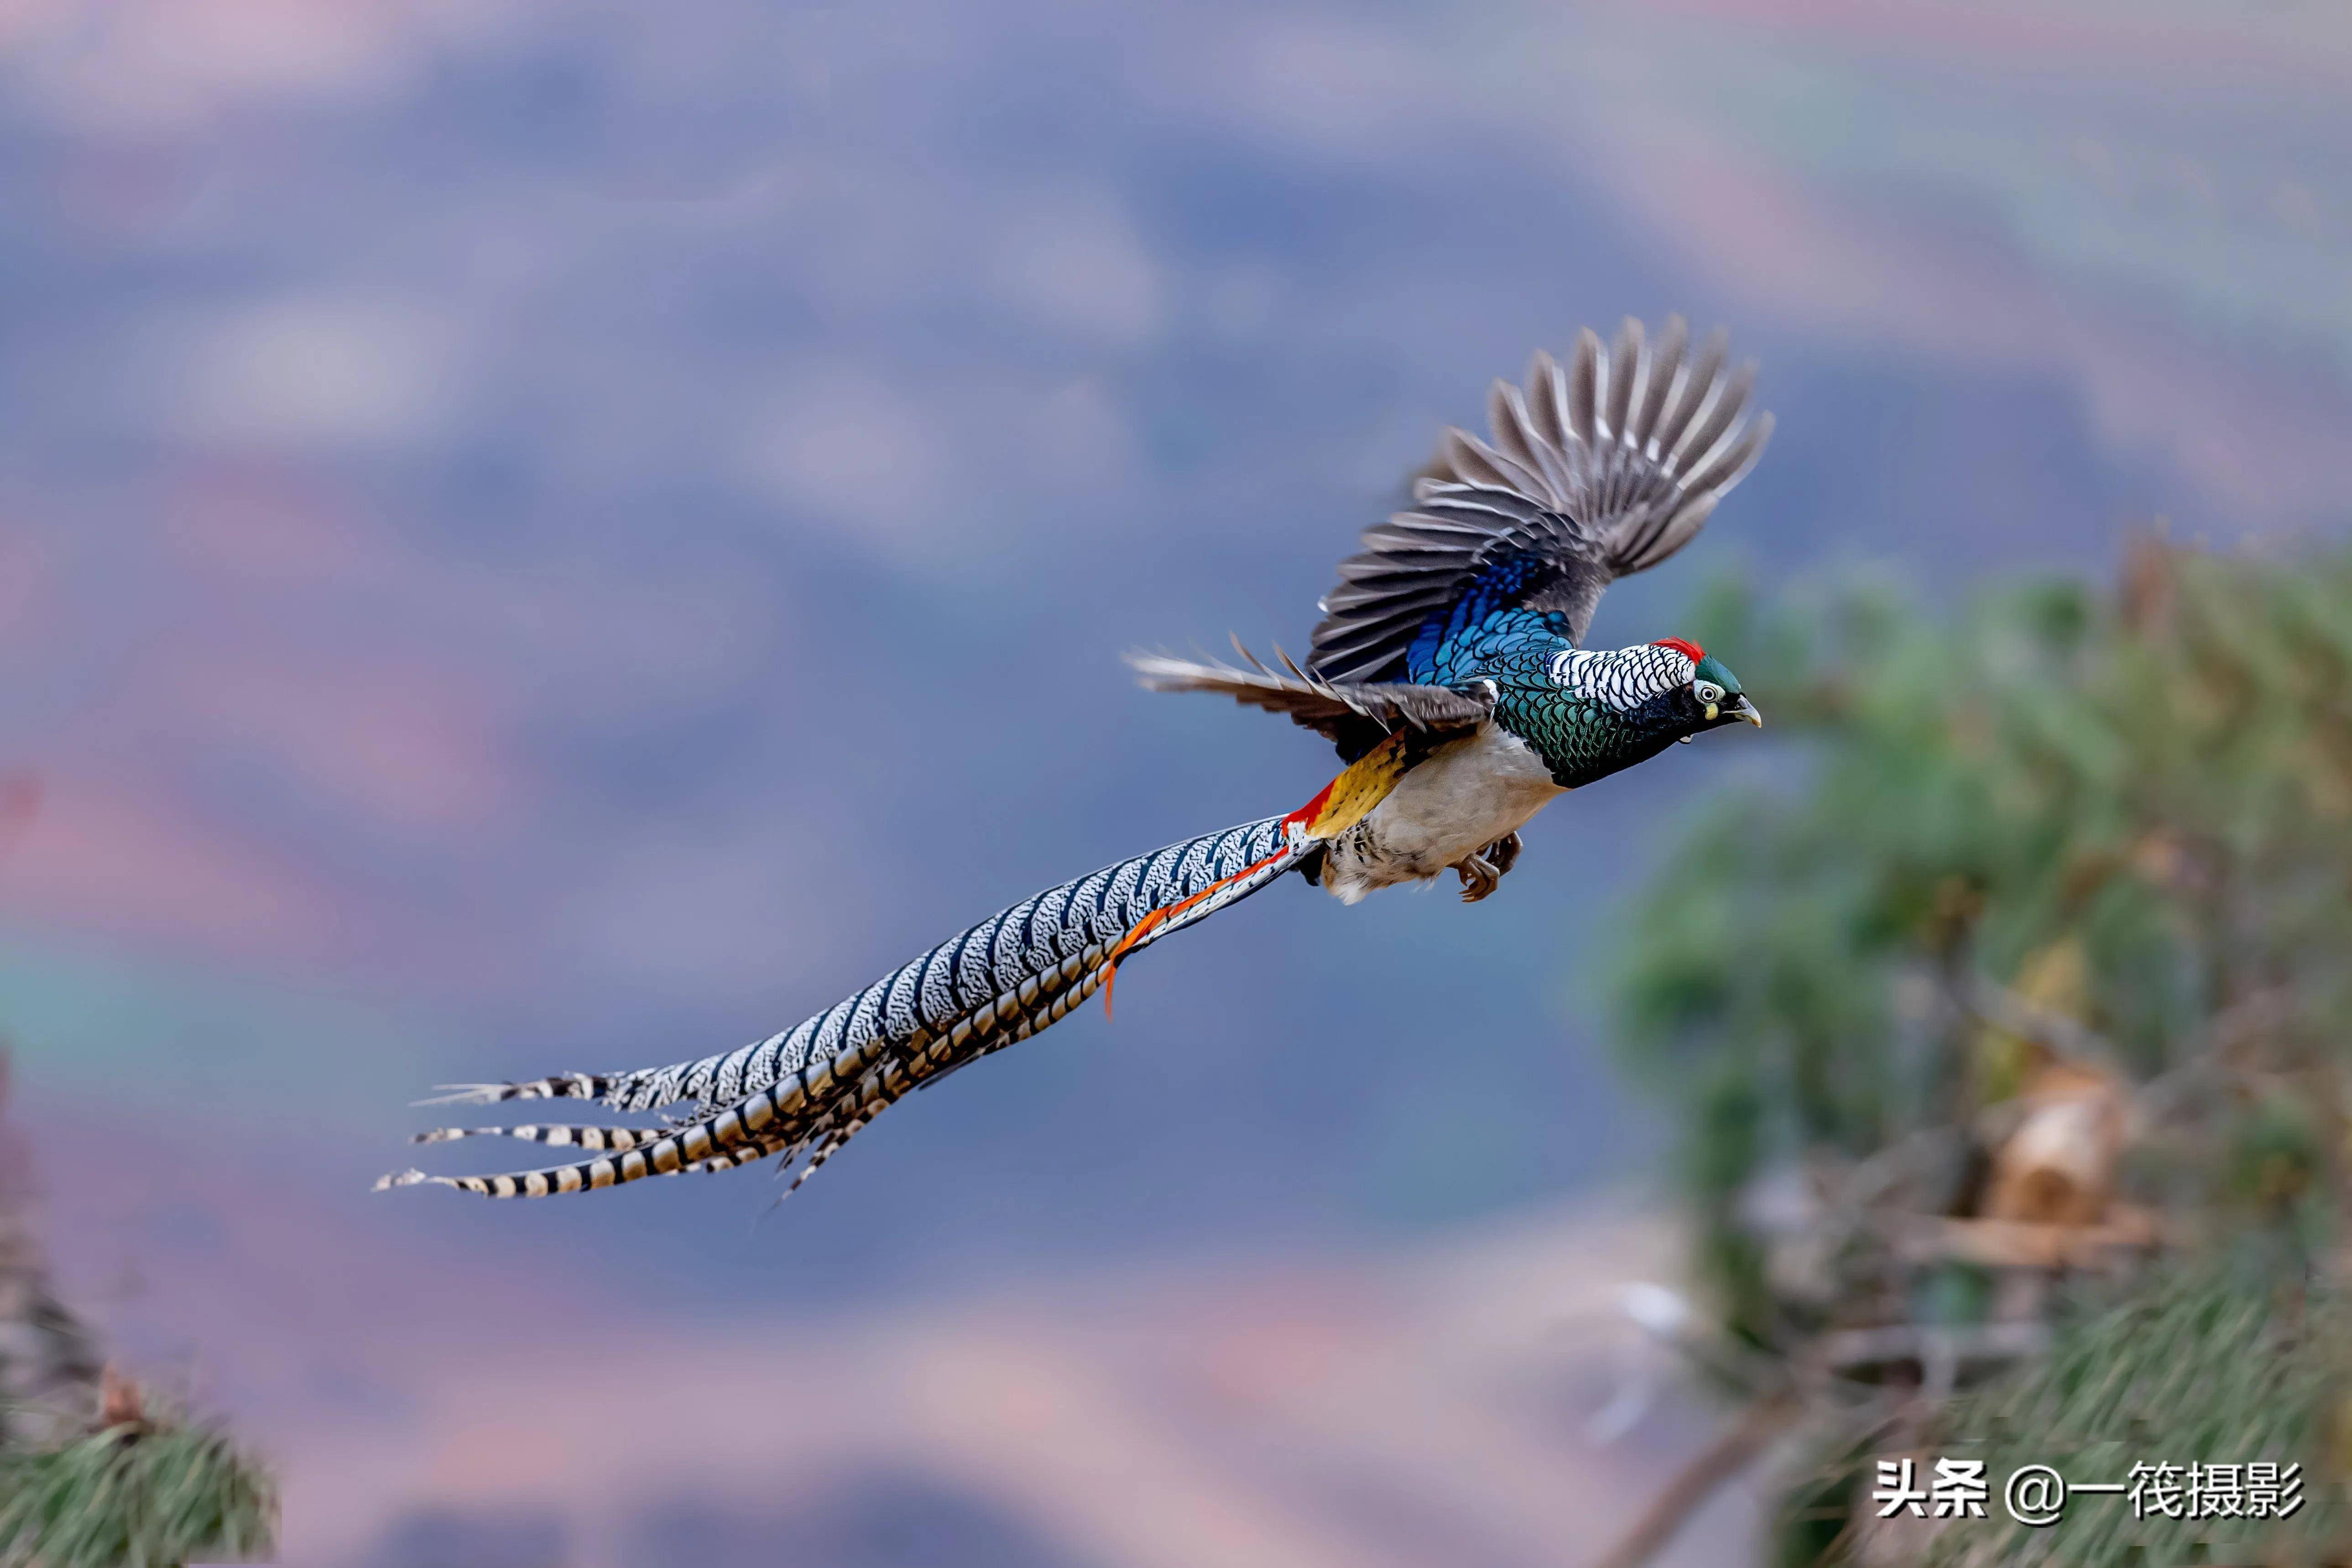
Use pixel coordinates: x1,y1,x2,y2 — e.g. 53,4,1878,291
1307,314,1773,683
1126,640,1494,761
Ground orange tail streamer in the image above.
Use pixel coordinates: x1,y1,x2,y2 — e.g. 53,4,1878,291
1102,848,1289,1018
1103,729,1415,1018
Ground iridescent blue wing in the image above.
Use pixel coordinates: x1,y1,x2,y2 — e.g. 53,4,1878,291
1308,317,1773,684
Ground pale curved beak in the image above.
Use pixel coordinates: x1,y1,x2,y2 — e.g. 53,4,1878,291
1730,695,1763,728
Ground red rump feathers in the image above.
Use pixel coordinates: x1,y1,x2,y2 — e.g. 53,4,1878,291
1652,637,1705,664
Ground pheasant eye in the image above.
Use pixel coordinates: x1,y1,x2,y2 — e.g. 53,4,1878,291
1693,680,1724,705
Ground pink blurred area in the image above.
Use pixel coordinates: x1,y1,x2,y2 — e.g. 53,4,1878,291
33,1093,1747,1568
0,0,2344,1563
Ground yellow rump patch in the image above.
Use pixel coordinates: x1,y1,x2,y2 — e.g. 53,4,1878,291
1282,729,1412,842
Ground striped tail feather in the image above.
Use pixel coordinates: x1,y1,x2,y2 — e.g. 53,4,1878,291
416,1073,622,1108
379,931,1135,1197
407,1122,677,1152
381,814,1305,1200
382,732,1415,1203
683,1144,776,1176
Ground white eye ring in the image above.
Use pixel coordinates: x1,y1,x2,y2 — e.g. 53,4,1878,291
1693,679,1724,705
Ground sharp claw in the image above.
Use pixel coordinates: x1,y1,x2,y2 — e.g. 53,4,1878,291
1487,832,1523,879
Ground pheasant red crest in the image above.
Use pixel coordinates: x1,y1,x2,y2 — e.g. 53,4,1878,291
1652,637,1705,663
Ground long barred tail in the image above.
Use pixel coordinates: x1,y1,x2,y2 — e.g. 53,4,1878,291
377,813,1304,1200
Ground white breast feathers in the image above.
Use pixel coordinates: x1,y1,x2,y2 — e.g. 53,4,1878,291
1314,724,1565,904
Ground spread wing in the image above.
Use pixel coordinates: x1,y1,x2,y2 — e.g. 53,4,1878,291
1309,316,1773,684
1128,642,1494,761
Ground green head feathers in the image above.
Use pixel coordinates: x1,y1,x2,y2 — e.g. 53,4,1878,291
1687,651,1759,729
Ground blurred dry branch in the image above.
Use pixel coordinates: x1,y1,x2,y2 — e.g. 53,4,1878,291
1600,537,2352,1565
1589,1391,1799,1568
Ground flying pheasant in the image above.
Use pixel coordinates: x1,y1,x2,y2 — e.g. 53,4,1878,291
380,316,1772,1202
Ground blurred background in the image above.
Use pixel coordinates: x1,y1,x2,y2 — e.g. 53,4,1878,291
0,0,2347,1563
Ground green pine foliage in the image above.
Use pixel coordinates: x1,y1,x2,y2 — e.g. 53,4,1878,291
0,1417,276,1568
1924,1265,2345,1567
1606,539,2352,1563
